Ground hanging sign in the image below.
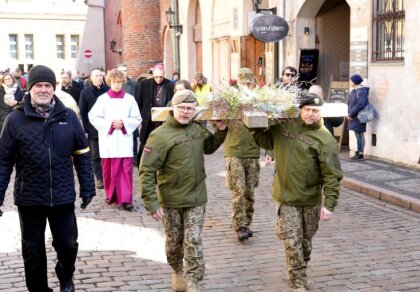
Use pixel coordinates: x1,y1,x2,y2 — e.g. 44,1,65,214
250,14,289,43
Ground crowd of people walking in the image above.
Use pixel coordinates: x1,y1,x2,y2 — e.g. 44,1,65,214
0,63,354,292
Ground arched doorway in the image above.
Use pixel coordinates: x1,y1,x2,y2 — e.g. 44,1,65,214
315,0,350,91
163,27,174,78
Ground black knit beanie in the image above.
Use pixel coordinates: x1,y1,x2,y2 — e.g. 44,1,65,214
28,65,56,90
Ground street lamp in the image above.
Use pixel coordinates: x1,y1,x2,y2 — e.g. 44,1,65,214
165,7,183,35
251,0,262,11
109,39,122,56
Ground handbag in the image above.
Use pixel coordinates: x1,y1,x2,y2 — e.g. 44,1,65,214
357,102,378,123
355,89,378,123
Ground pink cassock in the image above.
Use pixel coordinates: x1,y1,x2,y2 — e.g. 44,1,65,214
102,157,133,205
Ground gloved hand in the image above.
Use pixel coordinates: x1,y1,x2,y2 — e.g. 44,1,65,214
80,197,93,209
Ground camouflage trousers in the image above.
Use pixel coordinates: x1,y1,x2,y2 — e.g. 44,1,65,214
225,157,260,232
163,204,206,284
275,203,321,289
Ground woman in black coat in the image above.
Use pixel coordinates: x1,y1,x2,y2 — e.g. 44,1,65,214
0,72,24,130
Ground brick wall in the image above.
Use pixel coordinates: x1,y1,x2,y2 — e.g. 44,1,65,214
104,0,122,72
121,0,162,79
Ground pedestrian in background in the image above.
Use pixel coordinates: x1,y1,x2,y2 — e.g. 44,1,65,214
136,63,174,167
224,68,271,241
276,66,298,88
13,67,27,91
60,70,82,104
79,68,110,189
0,65,95,292
252,93,343,292
191,72,212,97
89,69,141,211
175,79,193,92
347,74,369,160
117,64,141,166
139,90,227,292
0,72,25,130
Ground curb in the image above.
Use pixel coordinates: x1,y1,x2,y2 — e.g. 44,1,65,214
341,177,420,212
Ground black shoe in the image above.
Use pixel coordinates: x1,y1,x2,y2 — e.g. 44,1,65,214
96,180,104,189
122,203,134,211
246,228,253,237
350,151,359,160
237,227,249,241
351,153,364,160
60,280,75,292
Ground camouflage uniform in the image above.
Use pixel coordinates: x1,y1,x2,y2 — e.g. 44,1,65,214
253,112,343,289
163,205,206,284
225,157,259,231
276,203,321,288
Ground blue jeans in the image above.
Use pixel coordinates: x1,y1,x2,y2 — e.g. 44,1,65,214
354,131,365,153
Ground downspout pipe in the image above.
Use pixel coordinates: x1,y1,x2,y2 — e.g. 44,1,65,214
279,0,285,74
173,0,180,75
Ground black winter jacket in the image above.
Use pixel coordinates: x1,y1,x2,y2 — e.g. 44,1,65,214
79,84,109,139
0,95,95,207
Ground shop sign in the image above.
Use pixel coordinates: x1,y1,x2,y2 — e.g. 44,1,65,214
250,15,289,43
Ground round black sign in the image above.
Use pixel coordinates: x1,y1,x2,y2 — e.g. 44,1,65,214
250,15,289,43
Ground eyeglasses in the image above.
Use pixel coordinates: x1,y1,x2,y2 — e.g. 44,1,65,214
176,105,195,113
154,76,164,79
284,73,296,77
3,77,12,81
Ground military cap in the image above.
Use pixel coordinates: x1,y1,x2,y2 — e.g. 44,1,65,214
172,89,197,105
299,92,324,108
238,67,255,84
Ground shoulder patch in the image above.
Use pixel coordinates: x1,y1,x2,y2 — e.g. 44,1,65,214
143,146,153,154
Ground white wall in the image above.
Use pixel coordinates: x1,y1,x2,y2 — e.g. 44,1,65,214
0,0,87,77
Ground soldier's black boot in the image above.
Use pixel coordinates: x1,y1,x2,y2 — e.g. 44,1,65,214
237,227,249,241
246,227,253,237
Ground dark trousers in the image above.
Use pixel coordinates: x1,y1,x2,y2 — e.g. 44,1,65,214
89,138,103,182
17,204,78,292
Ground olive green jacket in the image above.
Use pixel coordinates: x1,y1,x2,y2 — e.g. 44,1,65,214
139,112,227,213
224,121,260,158
252,118,343,211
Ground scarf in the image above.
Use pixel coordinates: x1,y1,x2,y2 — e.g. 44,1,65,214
107,89,125,98
31,96,56,118
2,83,18,103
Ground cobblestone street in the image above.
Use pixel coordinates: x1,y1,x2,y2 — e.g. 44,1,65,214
1,147,420,292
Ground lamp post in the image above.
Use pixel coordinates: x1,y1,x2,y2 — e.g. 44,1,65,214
109,39,122,56
165,4,182,74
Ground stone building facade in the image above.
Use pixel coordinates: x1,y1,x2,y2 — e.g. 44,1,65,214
0,0,88,76
102,0,419,167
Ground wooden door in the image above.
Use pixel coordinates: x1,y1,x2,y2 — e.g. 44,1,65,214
242,36,266,85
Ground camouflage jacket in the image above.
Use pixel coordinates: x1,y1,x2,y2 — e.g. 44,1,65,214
253,117,343,211
139,112,227,213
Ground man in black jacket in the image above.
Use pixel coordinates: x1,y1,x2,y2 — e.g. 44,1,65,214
0,65,96,292
79,68,109,188
60,70,81,104
136,64,174,166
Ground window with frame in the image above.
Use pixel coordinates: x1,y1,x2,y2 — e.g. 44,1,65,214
373,0,405,61
70,35,79,59
56,34,65,59
9,34,18,59
24,34,33,59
